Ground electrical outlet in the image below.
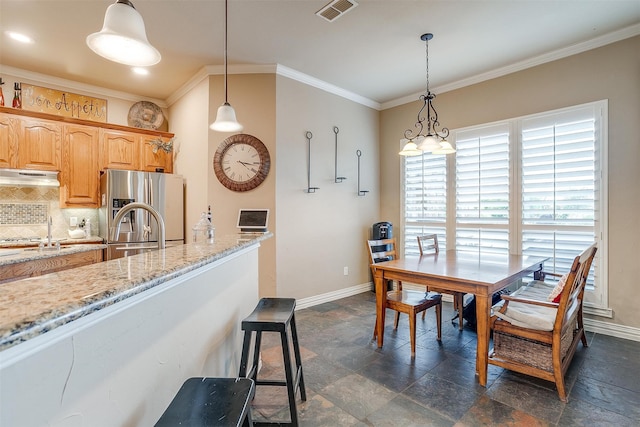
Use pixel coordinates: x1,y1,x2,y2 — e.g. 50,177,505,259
70,217,77,226
343,266,349,276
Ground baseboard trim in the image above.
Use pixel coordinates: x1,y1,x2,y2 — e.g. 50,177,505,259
295,283,372,310
584,318,640,342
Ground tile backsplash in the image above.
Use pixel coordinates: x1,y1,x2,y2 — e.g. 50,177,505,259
0,202,48,225
0,186,99,240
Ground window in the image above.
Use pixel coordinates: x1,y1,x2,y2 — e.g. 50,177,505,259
403,150,447,256
455,124,510,254
402,100,608,312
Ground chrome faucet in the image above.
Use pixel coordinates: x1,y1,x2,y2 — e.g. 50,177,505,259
111,202,166,250
47,215,53,247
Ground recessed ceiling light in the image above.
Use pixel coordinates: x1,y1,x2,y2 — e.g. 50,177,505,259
132,67,149,76
5,31,34,44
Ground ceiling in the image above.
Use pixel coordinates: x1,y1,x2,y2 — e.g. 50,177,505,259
1,0,639,108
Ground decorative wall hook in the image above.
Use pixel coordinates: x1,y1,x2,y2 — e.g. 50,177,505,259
333,126,346,183
305,131,319,193
356,149,369,196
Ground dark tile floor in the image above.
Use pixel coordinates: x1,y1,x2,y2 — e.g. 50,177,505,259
249,291,640,426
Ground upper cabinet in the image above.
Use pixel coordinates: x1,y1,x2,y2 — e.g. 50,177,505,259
0,107,175,208
140,135,173,173
17,117,62,171
100,131,174,174
0,113,18,168
61,124,100,208
99,129,141,171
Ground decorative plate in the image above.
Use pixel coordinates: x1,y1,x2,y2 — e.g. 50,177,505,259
127,101,164,130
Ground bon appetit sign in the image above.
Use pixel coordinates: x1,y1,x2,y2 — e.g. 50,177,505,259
21,84,107,123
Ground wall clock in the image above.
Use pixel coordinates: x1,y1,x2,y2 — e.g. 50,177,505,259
213,134,271,192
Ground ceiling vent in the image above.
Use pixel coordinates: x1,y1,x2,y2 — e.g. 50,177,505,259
316,0,358,22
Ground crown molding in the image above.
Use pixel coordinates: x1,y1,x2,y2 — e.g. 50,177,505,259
381,23,640,110
0,65,168,108
275,65,381,110
168,63,381,110
4,23,637,113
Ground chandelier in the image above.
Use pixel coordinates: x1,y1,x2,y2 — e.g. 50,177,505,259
399,33,455,156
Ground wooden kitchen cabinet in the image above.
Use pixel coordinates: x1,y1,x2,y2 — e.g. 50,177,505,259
0,248,103,284
99,129,140,170
0,106,174,181
17,117,62,171
140,135,173,173
61,124,100,207
0,113,18,168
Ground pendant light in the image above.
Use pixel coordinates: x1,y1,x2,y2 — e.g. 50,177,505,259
399,33,455,156
210,0,243,132
86,0,160,67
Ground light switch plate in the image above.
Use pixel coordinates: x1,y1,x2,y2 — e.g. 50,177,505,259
70,217,78,226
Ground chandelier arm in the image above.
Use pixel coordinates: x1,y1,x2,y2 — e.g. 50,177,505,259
403,94,429,141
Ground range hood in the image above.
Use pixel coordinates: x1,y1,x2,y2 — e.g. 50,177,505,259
0,169,60,187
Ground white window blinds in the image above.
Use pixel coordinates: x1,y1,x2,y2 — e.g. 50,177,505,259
521,106,599,284
401,100,607,309
455,124,510,254
403,152,447,255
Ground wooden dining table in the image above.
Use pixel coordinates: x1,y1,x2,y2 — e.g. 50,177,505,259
372,250,548,386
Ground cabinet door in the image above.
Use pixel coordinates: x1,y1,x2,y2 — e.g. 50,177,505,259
140,135,173,173
61,124,100,207
0,113,18,168
18,118,62,170
99,129,140,170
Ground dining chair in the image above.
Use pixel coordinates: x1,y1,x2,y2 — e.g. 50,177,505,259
417,234,466,330
489,243,597,402
367,237,442,356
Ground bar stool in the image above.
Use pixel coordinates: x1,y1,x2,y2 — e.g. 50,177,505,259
154,377,254,427
238,298,306,426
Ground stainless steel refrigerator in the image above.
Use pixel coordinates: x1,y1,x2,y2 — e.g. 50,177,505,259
98,169,184,260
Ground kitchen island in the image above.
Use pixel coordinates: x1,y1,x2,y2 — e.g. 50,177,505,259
0,233,271,426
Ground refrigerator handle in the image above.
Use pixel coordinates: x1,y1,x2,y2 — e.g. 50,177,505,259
146,175,153,239
147,175,153,206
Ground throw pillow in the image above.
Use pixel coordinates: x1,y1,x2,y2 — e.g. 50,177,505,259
547,273,569,303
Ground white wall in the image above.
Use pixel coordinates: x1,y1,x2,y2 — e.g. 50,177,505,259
0,247,260,427
275,75,380,299
168,76,211,234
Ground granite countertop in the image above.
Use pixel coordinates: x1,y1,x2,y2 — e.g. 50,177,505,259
0,233,272,352
0,243,107,267
0,236,105,249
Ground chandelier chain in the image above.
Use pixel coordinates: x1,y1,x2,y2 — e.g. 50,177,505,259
425,35,429,94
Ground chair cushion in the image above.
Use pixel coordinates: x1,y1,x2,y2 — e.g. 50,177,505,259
547,273,569,303
492,283,557,331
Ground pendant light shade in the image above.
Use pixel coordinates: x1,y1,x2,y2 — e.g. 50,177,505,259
210,0,243,132
210,103,243,132
432,140,456,154
86,0,160,67
399,139,422,156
